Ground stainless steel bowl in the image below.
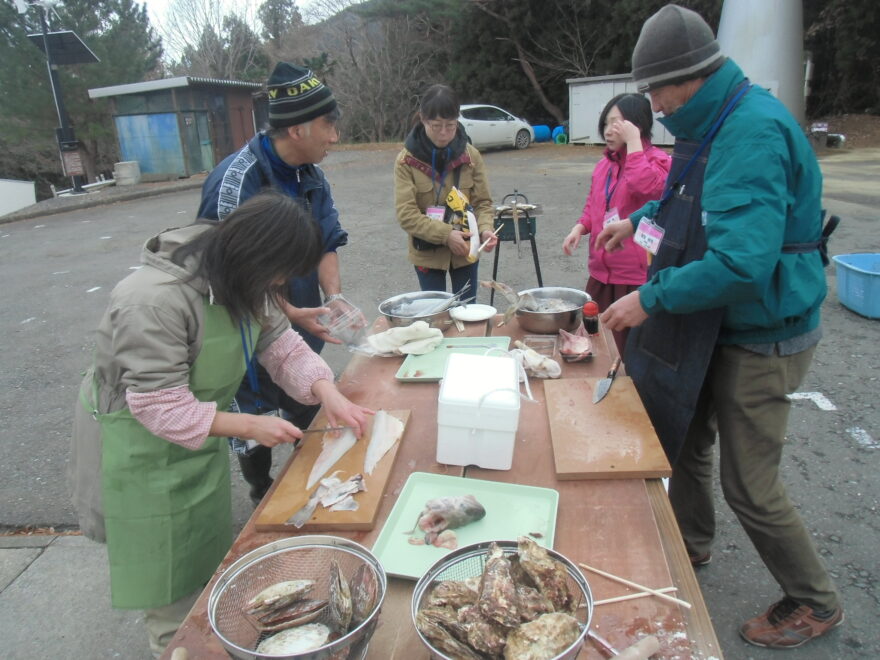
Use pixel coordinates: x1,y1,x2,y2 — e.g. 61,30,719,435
378,291,454,329
411,539,593,660
208,535,387,660
515,287,591,334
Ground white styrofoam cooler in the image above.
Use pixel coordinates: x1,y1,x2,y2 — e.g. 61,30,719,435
437,353,521,470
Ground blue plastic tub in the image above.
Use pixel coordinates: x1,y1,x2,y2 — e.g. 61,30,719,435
533,125,551,142
832,253,880,319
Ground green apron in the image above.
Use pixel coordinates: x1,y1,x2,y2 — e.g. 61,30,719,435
96,300,256,609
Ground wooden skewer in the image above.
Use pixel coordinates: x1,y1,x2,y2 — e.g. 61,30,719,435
476,224,504,254
593,586,678,606
578,563,692,609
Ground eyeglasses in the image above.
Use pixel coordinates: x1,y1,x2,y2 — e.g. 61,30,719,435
425,120,458,133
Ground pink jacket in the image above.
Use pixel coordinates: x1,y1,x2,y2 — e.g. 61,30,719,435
577,141,671,285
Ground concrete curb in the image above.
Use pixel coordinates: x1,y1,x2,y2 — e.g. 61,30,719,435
1,176,206,225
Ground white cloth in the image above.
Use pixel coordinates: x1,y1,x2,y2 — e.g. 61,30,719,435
366,321,443,355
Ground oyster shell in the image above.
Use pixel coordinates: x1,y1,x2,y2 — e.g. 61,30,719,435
255,622,331,655
503,612,580,660
350,563,379,627
427,579,480,609
256,598,328,633
517,536,575,614
244,579,315,616
478,542,521,628
458,603,510,657
328,560,352,632
515,585,554,623
416,607,482,660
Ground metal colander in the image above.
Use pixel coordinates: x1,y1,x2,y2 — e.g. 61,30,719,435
411,539,593,660
208,536,387,660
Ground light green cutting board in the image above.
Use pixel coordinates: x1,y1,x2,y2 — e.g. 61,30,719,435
395,337,511,382
371,472,558,580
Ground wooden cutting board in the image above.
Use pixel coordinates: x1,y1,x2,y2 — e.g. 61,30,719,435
544,377,671,479
254,409,410,532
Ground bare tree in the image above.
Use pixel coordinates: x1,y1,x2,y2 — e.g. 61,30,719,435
159,0,265,80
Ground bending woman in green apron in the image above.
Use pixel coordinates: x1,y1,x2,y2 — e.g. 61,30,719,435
68,192,373,656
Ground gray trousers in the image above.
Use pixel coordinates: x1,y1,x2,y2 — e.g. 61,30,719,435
668,344,840,611
145,588,201,658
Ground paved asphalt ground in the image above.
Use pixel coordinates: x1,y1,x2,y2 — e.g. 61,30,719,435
1,143,877,659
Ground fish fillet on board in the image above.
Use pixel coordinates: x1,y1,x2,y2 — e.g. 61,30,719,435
307,429,358,489
364,410,405,475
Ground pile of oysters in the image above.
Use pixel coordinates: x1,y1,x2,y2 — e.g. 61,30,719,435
416,537,584,660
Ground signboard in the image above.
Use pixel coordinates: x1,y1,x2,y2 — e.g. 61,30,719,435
60,148,85,176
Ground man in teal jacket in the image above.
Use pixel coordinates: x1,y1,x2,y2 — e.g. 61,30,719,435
597,4,842,649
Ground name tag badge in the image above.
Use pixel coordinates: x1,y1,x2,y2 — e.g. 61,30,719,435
603,207,620,228
634,217,664,255
426,206,445,222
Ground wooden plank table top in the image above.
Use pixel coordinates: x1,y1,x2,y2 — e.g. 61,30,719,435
162,317,722,660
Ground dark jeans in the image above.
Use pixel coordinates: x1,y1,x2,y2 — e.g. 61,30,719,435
414,262,479,303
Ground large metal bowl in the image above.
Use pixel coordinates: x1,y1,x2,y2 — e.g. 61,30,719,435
378,291,454,329
515,287,591,334
208,535,387,660
411,539,593,660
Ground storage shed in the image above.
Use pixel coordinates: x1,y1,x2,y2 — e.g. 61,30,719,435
88,77,262,178
566,73,674,146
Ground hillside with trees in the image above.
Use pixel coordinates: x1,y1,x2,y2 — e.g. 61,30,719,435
1,0,876,198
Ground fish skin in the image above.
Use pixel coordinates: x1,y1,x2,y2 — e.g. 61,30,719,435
306,428,358,489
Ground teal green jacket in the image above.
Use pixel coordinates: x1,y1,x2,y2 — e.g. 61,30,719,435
631,60,826,345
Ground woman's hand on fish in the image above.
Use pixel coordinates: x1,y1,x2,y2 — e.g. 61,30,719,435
562,224,587,256
278,299,343,345
594,218,634,253
311,379,375,438
446,229,472,256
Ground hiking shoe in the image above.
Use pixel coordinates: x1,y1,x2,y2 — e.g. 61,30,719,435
689,552,711,567
740,597,844,648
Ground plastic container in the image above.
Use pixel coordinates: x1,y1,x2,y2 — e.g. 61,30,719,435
533,125,552,142
551,125,566,141
437,353,520,470
113,161,141,186
832,253,880,318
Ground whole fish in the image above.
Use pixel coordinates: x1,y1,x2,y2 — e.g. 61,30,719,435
411,495,486,545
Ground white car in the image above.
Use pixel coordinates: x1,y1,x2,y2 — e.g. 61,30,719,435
459,104,534,150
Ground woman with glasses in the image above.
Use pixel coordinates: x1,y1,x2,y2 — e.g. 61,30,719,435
394,84,498,302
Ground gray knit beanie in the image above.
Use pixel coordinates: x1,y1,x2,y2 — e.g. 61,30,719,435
632,4,725,92
267,62,337,128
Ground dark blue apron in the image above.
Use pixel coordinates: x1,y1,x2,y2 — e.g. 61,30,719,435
625,82,750,463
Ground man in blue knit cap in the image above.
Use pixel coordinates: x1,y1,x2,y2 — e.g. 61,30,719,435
198,62,353,505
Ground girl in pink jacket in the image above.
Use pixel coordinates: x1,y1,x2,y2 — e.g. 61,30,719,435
562,93,670,355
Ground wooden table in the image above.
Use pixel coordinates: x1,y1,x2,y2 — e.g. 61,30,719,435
162,318,722,659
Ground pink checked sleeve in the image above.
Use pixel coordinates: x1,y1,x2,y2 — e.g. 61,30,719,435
258,329,334,405
126,386,217,450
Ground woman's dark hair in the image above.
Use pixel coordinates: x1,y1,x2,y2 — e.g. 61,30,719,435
598,93,654,140
418,84,460,121
173,191,323,324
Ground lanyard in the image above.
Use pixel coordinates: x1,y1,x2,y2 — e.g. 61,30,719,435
604,166,619,212
239,320,263,411
656,81,752,213
430,147,451,206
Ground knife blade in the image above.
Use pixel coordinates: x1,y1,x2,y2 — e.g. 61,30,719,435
593,356,622,404
300,426,355,435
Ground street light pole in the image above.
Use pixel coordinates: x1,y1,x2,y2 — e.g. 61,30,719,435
36,2,87,194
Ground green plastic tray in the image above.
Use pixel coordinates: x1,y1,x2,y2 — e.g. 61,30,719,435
395,336,511,382
370,472,558,580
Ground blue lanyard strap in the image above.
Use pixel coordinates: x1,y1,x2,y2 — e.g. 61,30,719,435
239,320,263,410
657,81,752,212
